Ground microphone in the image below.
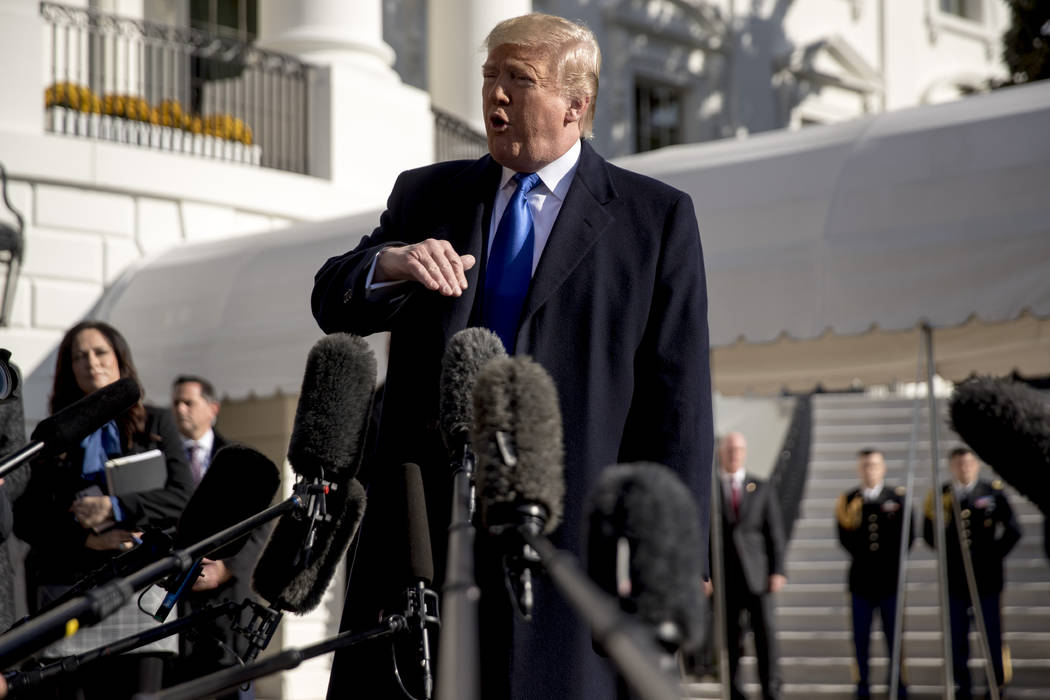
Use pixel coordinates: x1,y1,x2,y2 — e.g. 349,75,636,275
586,462,707,665
0,377,141,478
435,328,503,700
440,327,506,456
471,358,682,700
152,445,281,622
397,462,438,700
471,355,564,619
252,333,376,614
949,376,1050,514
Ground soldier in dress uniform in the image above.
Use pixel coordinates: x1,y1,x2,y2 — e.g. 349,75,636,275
924,446,1022,700
836,448,914,699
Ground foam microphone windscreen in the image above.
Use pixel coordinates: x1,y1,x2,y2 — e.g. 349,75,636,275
252,477,367,613
439,327,506,448
471,356,564,534
287,333,377,480
30,377,141,456
950,376,1050,514
174,445,281,560
403,462,434,585
586,462,706,650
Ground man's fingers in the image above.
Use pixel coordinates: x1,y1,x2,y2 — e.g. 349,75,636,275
380,240,474,295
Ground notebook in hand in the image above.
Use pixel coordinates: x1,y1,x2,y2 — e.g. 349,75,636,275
105,449,167,496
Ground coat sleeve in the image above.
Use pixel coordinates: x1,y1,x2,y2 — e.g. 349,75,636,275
617,191,714,576
312,171,419,336
115,407,193,529
12,455,89,556
995,490,1022,559
765,487,787,578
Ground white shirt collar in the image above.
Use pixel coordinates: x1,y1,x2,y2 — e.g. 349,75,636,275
498,139,581,201
953,479,976,498
723,469,746,488
183,428,215,455
863,483,883,501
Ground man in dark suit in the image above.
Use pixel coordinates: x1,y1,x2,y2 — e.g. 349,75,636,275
708,432,786,700
171,375,269,700
836,448,913,699
924,447,1021,700
313,12,712,699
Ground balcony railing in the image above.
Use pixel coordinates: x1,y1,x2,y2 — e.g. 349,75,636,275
40,1,312,175
433,108,489,163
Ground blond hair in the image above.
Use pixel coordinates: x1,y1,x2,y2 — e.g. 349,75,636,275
484,13,601,138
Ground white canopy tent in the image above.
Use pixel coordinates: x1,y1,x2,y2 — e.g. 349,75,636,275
618,79,1050,393
91,80,1050,402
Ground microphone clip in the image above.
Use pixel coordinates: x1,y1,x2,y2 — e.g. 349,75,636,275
233,599,284,665
291,474,336,568
487,502,548,621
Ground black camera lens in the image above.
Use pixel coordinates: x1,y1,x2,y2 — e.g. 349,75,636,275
0,349,19,402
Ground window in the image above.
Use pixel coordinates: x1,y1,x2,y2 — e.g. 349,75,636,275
190,0,257,42
635,80,685,153
187,0,257,113
939,0,982,22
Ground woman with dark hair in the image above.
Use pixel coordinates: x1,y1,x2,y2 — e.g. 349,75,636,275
14,321,193,699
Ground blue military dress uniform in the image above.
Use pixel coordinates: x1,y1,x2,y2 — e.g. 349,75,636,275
923,479,1021,700
836,484,913,698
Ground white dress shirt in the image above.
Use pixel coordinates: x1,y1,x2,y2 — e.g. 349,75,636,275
862,484,883,502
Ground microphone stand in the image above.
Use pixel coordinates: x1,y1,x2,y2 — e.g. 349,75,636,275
2,600,280,694
0,490,316,669
0,442,44,479
132,614,408,700
435,441,481,700
402,581,439,700
517,526,683,700
6,529,175,633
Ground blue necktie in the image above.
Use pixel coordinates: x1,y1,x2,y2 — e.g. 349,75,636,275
484,172,541,352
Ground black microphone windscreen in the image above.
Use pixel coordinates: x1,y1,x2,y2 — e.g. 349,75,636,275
472,356,564,534
586,462,706,650
30,378,141,455
252,477,367,613
403,462,434,585
439,327,506,447
288,334,377,480
950,376,1050,514
174,445,281,560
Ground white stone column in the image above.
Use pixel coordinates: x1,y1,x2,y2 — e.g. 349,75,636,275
427,0,532,132
0,0,46,134
256,0,433,198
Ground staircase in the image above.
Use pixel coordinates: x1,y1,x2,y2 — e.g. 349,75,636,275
685,393,1050,699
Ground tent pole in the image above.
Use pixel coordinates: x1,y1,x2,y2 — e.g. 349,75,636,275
710,438,730,700
889,345,924,698
923,323,955,698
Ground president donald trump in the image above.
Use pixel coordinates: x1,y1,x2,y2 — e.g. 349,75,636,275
314,12,713,699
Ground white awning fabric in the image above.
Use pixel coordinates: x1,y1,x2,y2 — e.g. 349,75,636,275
618,80,1050,393
95,81,1050,398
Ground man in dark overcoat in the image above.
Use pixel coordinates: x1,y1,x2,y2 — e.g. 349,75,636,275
313,12,712,699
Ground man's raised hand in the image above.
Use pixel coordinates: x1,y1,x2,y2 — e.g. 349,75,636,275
375,239,475,297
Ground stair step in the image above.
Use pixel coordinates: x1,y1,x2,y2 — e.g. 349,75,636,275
773,606,1050,633
776,582,1050,609
773,630,1050,659
701,655,1050,686
785,558,1050,584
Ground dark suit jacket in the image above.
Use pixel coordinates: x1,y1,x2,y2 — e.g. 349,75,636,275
179,431,273,671
15,405,193,590
314,141,713,699
719,475,786,597
836,484,915,598
923,480,1021,596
